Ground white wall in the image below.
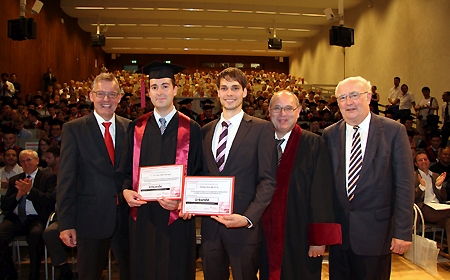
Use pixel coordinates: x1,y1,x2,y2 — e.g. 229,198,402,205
290,0,450,105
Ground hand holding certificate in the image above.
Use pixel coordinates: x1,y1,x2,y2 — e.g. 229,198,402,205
181,176,234,216
138,165,184,200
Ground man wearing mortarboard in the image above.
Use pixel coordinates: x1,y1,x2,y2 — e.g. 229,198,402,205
119,61,205,280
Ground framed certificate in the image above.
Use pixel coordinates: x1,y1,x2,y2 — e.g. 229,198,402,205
181,176,235,215
138,164,184,201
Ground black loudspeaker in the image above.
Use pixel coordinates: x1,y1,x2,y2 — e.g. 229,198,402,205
329,26,354,47
8,18,36,41
91,34,106,47
268,38,282,50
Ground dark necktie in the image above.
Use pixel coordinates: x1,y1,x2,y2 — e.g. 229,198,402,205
159,118,167,135
216,121,230,172
348,126,362,201
18,175,31,222
102,122,114,165
276,139,285,166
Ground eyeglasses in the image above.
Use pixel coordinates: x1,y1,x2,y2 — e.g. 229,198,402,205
270,106,299,114
93,91,119,99
337,91,368,102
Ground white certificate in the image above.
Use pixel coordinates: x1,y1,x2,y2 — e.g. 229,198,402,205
181,176,234,215
138,165,184,201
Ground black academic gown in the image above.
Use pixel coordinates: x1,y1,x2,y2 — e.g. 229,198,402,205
119,112,205,280
261,127,341,280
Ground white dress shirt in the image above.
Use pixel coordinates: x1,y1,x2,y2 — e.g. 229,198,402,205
93,111,117,147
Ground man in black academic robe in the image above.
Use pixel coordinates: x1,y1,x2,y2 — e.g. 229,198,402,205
119,61,205,280
261,91,341,280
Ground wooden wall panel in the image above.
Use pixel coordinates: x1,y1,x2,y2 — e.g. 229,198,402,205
0,0,106,96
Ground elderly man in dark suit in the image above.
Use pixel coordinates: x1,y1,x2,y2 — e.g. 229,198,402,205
57,73,130,280
322,76,415,279
0,149,56,280
201,67,277,280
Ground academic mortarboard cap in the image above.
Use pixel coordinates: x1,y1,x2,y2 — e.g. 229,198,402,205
310,117,322,123
320,108,331,115
1,126,18,135
141,61,186,79
200,99,215,107
27,101,37,107
404,115,414,121
78,104,90,110
177,98,193,105
308,102,317,108
318,100,327,104
299,123,310,130
328,101,338,107
202,105,214,110
27,109,40,118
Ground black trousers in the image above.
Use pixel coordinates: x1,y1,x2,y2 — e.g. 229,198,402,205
0,215,45,280
329,246,392,280
76,208,130,280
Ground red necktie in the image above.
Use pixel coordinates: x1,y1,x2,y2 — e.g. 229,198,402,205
102,122,114,165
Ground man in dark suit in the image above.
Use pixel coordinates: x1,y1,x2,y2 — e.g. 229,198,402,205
42,67,57,90
57,73,130,280
0,149,56,280
413,151,450,253
322,76,415,279
201,67,277,280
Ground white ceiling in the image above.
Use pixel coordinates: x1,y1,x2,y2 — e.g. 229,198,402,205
60,0,364,57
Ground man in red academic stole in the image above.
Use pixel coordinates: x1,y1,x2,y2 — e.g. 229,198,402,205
119,61,205,280
261,90,342,280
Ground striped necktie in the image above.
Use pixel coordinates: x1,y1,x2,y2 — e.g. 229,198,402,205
216,121,230,172
276,139,285,166
348,125,362,201
159,118,167,135
18,175,32,222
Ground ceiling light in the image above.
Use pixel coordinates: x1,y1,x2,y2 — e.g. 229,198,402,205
106,7,128,10
111,47,131,49
207,9,228,12
157,8,180,11
75,7,104,10
279,12,300,16
105,37,124,39
219,49,232,51
302,13,326,17
248,26,265,30
140,24,159,27
255,11,276,15
162,24,181,27
251,49,266,52
201,48,216,51
203,38,219,41
288,28,310,32
184,38,200,40
132,8,154,10
90,23,115,26
166,37,182,40
283,40,297,44
223,38,238,41
226,26,244,29
127,37,143,39
183,24,202,28
205,25,222,28
182,8,204,12
232,10,253,13
146,37,162,39
150,47,165,50
241,39,256,42
133,47,148,50
118,24,137,26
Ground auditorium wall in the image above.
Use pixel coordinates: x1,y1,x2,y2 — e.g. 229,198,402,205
1,0,106,96
290,0,450,104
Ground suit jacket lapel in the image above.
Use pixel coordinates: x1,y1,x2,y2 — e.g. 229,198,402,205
359,113,381,182
114,116,127,165
86,113,111,164
337,121,348,203
225,114,251,169
204,119,220,175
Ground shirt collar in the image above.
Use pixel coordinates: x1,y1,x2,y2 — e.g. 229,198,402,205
346,112,371,133
27,168,38,178
219,110,244,125
93,110,116,126
153,106,177,126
